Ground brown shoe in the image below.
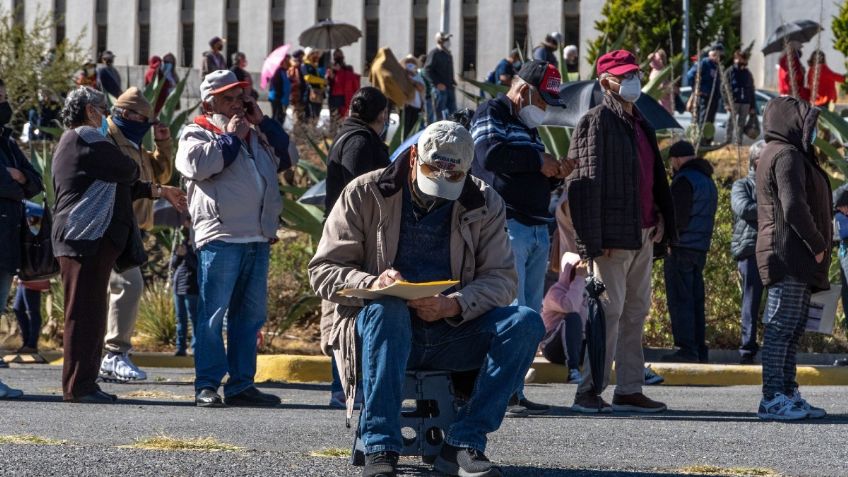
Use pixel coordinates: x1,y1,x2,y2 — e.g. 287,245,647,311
612,392,667,413
571,392,613,414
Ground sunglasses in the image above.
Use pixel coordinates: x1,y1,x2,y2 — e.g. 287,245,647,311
419,162,466,183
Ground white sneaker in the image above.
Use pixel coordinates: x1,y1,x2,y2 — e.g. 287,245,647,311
757,393,808,421
100,353,147,382
790,389,826,419
0,379,24,399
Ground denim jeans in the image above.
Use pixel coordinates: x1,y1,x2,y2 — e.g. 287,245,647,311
664,247,708,361
840,249,848,332
195,240,270,396
506,219,550,313
0,271,13,313
761,276,810,399
175,293,198,353
356,297,544,454
13,285,42,349
433,87,457,120
738,256,764,356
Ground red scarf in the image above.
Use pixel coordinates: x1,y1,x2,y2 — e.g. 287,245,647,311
193,115,224,135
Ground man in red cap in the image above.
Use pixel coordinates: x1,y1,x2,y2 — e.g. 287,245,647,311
566,50,676,414
176,70,293,408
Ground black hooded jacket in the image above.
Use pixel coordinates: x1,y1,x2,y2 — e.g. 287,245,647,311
755,96,832,291
324,117,389,217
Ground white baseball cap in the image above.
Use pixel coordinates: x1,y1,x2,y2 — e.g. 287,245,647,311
415,121,474,200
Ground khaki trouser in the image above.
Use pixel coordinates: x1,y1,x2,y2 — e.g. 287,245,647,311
577,228,655,396
104,266,144,354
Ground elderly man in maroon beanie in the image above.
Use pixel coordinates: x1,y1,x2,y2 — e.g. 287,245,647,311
566,49,676,414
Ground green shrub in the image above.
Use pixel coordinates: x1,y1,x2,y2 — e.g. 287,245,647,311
264,232,321,345
136,280,176,347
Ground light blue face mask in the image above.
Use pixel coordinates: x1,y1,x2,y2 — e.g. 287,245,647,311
99,115,109,137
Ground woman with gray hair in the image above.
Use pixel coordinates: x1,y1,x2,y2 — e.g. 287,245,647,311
731,140,765,364
51,86,185,403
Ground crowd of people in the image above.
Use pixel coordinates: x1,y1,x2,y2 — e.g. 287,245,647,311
0,26,845,477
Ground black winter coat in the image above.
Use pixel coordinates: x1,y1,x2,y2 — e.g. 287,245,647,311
324,117,389,216
0,127,44,273
755,97,832,291
566,95,676,259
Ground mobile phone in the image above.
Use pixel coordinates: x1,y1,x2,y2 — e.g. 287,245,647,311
244,100,256,115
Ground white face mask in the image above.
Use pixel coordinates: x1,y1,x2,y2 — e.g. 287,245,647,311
614,76,642,103
518,88,546,129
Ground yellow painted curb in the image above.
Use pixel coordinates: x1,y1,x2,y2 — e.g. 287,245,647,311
528,358,848,386
255,354,332,383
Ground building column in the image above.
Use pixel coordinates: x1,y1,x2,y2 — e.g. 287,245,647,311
379,0,413,63
239,0,271,73
331,1,365,74
107,0,139,66
193,0,226,72
286,0,317,49
578,0,604,79
149,0,181,64
528,0,564,51
476,0,512,82
64,0,97,58
24,0,53,44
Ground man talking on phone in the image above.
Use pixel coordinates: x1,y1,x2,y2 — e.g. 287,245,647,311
176,70,292,408
309,121,543,477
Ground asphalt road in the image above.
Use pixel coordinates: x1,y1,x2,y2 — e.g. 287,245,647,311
1,365,846,477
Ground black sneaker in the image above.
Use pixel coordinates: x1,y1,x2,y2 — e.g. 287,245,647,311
512,395,550,415
363,451,398,477
434,444,502,477
224,386,281,407
835,358,848,367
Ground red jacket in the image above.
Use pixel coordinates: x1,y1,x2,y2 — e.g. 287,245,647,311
327,67,361,118
779,52,810,101
807,64,845,107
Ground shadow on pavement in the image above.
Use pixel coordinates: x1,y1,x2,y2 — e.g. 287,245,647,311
396,464,720,476
534,406,848,424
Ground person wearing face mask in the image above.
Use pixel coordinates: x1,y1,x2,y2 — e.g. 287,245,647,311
145,54,181,116
662,141,717,364
532,33,560,68
726,50,757,145
563,45,579,75
52,86,186,403
176,70,291,408
567,49,675,414
202,36,227,78
230,52,258,100
0,78,43,380
326,49,361,123
424,31,457,120
96,50,123,98
401,55,426,137
97,87,175,384
754,96,829,420
471,60,571,416
686,42,724,145
310,120,542,477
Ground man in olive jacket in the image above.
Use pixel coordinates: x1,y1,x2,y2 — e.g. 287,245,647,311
754,96,830,420
566,50,675,414
309,121,543,477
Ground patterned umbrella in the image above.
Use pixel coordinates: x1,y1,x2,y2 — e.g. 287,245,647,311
298,19,362,50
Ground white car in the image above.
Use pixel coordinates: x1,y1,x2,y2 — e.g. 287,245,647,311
674,86,776,145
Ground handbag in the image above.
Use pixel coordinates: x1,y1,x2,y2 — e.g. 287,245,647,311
113,225,148,273
18,202,60,281
744,112,761,139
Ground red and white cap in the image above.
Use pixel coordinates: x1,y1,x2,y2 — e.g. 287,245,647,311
200,70,249,102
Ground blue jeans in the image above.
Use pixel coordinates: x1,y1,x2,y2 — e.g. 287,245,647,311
195,240,270,396
175,293,198,353
664,247,708,361
738,256,764,356
356,297,543,454
13,285,42,349
433,87,457,120
506,219,550,313
0,271,13,313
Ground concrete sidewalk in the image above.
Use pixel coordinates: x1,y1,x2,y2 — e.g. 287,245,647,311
4,349,848,386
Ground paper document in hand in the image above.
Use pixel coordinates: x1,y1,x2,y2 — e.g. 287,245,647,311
338,280,459,300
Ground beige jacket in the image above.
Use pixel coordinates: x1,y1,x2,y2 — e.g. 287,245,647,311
107,118,173,230
308,158,518,419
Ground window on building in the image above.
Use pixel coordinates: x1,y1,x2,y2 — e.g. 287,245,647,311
513,15,528,53
317,0,332,22
138,24,150,65
181,0,194,9
365,19,379,70
97,25,108,57
54,0,66,44
272,0,284,8
226,21,239,67
226,0,239,9
182,22,194,67
272,21,285,49
413,18,427,57
96,0,107,13
462,16,477,76
95,0,108,56
563,17,579,48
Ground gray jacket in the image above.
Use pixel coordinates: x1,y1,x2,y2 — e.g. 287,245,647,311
731,170,757,260
175,122,283,249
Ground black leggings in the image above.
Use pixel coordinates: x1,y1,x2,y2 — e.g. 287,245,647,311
540,312,584,370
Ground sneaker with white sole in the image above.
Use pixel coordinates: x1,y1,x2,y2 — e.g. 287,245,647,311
0,379,24,399
524,368,537,384
644,366,665,385
790,389,826,419
757,393,808,421
99,353,147,382
567,368,582,384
